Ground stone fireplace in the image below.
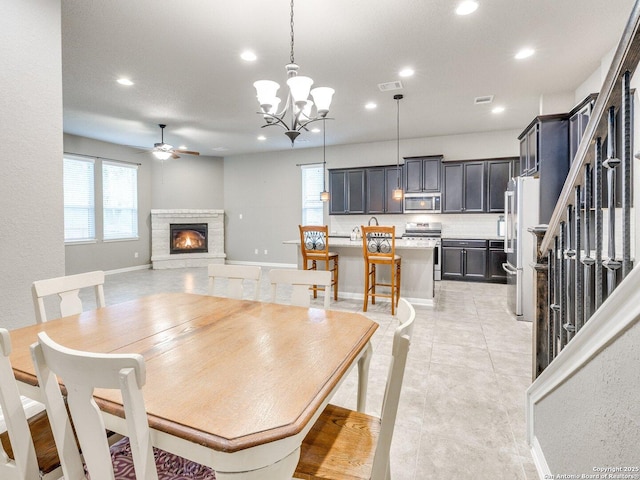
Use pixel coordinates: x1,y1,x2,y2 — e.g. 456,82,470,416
151,209,225,269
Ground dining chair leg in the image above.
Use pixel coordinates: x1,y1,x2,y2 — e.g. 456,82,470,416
396,261,402,309
371,264,376,306
363,262,370,312
333,257,339,301
390,263,396,316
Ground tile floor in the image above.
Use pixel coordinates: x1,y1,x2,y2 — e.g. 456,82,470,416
93,266,538,480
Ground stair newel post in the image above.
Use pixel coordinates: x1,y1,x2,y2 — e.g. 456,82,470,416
574,185,584,332
531,225,549,378
582,163,595,323
621,70,633,277
603,106,622,296
594,137,604,309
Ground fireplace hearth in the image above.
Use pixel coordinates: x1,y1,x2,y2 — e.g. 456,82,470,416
170,223,208,254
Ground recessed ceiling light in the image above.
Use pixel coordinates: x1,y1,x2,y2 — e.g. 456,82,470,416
456,0,478,15
241,51,257,62
311,128,321,133
178,145,188,150
257,135,266,141
117,78,134,86
515,48,535,60
365,102,377,110
399,68,414,78
212,147,228,152
492,106,505,114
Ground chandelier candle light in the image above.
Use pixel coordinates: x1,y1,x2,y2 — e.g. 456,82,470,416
392,94,404,201
253,0,335,145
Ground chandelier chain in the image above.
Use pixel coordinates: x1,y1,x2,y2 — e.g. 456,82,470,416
290,0,295,65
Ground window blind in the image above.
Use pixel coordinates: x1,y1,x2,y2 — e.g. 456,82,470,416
301,164,324,225
103,161,138,240
64,156,95,242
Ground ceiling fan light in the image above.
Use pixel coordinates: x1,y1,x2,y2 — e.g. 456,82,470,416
287,76,313,104
310,87,334,116
153,150,172,160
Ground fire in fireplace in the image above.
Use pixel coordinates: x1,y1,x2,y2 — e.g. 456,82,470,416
170,223,208,254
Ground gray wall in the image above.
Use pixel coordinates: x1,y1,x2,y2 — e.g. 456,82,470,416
534,321,640,472
64,134,224,274
0,1,65,330
223,129,519,264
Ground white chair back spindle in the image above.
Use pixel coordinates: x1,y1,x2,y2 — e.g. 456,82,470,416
208,264,262,301
269,269,332,309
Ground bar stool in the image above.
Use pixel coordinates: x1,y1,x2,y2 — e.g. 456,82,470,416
299,225,339,301
361,225,401,315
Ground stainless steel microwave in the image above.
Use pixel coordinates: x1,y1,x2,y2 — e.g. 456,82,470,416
403,193,441,213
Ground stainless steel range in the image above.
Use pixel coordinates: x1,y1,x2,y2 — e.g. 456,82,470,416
402,222,442,280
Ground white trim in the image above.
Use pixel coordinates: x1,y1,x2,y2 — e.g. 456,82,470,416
529,436,551,478
104,264,151,275
526,265,640,475
225,260,298,269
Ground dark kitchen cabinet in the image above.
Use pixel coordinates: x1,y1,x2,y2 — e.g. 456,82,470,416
569,94,597,165
441,239,488,281
488,240,507,282
329,169,365,214
442,161,485,213
366,166,403,214
404,155,442,193
518,114,569,224
486,158,517,213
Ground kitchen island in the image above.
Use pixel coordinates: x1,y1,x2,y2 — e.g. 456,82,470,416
284,236,437,306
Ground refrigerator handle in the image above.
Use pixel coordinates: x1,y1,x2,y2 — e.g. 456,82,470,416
502,262,517,274
504,190,515,253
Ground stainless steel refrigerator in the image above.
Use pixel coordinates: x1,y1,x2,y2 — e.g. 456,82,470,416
503,176,540,321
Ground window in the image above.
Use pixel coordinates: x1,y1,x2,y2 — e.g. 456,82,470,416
103,161,138,240
64,156,95,242
301,164,324,225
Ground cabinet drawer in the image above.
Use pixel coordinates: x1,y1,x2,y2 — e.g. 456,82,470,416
489,240,504,249
442,239,487,248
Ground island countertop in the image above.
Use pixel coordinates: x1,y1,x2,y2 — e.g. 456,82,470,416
283,237,437,249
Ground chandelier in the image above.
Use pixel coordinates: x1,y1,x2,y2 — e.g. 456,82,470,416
253,0,335,145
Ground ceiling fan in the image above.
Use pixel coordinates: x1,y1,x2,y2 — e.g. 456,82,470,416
151,124,200,160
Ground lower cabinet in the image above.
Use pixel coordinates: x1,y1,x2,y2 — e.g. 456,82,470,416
441,239,506,283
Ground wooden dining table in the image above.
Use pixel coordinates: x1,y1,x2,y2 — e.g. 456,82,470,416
8,292,378,479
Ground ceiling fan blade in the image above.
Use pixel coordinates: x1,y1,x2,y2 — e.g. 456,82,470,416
174,149,200,156
171,152,181,159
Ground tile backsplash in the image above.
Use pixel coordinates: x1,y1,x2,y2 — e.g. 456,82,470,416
329,213,504,238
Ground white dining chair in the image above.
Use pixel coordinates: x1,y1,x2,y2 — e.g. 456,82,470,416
208,264,262,301
294,297,416,480
0,328,62,480
269,268,332,309
30,331,216,480
32,270,106,323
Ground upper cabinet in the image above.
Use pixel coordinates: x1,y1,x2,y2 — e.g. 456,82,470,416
404,155,442,193
366,166,403,214
486,158,518,212
518,114,569,224
569,93,597,165
329,169,366,215
442,161,485,213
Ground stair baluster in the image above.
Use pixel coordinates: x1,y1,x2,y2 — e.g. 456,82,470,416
574,185,584,331
594,137,604,310
621,71,633,276
582,164,595,323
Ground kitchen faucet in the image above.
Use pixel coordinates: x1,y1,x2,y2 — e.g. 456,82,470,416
368,216,379,226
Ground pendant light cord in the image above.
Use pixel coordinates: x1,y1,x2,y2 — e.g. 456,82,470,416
396,96,401,189
323,118,327,191
290,0,295,64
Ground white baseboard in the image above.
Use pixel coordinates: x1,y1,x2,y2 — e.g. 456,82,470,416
105,264,151,275
225,260,298,269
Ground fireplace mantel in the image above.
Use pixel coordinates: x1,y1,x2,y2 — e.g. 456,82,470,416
151,209,225,269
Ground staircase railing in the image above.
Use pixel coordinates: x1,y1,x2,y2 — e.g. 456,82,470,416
533,0,640,377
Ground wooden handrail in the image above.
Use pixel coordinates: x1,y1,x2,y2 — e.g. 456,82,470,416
541,0,640,253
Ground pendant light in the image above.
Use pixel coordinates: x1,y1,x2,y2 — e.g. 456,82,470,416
320,118,330,202
392,94,404,201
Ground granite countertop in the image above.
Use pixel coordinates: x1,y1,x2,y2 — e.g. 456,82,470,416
284,237,437,250
442,234,504,241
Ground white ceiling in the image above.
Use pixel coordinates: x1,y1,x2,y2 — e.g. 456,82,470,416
61,0,636,157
